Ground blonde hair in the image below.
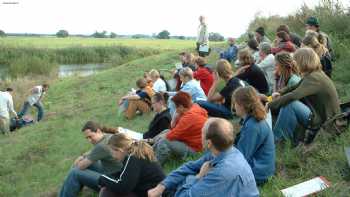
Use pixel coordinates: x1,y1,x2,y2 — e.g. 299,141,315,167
179,67,193,79
149,69,160,79
108,133,157,162
232,86,266,121
302,34,328,58
238,49,255,66
293,48,322,74
184,53,195,65
216,59,233,79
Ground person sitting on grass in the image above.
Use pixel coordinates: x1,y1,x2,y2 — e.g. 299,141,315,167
274,52,301,92
197,59,245,119
232,86,275,185
98,133,165,197
220,37,238,63
149,69,167,93
18,84,49,122
59,121,123,197
267,48,341,146
235,49,269,94
271,31,296,54
118,78,154,119
148,118,259,197
143,93,172,139
174,52,196,90
167,67,207,116
257,42,275,93
193,56,214,96
153,91,208,165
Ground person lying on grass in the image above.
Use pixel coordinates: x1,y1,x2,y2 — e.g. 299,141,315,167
148,118,259,197
98,133,165,197
153,91,208,165
59,121,123,197
118,78,154,119
232,86,275,186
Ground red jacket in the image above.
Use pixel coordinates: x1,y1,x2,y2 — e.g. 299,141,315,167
193,67,214,95
272,41,296,54
166,104,208,152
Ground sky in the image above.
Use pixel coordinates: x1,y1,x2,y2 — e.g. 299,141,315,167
0,0,349,37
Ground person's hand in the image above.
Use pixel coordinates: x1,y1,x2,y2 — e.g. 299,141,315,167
236,65,249,75
196,161,212,179
73,156,85,166
148,184,166,197
259,94,268,102
272,92,281,99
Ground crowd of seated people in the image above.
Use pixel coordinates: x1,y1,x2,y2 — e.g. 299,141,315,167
58,16,348,197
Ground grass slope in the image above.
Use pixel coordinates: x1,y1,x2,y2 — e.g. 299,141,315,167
0,48,349,197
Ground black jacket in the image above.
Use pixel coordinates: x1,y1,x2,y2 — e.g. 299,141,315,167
99,155,165,197
143,109,171,139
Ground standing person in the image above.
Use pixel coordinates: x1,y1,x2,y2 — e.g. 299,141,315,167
148,118,259,197
193,56,214,96
236,49,269,94
305,16,334,60
197,60,245,119
18,84,49,122
267,48,340,145
255,26,271,44
153,91,208,165
233,86,275,185
196,15,209,57
274,52,301,92
0,88,18,134
257,42,276,93
143,93,171,139
59,121,123,197
98,133,165,197
276,24,302,48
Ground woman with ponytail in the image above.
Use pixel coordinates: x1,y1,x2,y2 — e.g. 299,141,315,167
98,133,165,197
274,52,301,92
232,86,275,185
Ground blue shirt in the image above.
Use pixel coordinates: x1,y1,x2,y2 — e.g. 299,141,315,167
162,147,259,197
236,116,275,182
168,79,207,102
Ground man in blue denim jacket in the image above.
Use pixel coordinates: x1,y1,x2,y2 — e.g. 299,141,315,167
148,118,259,197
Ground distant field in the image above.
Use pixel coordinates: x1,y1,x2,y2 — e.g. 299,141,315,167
0,37,197,50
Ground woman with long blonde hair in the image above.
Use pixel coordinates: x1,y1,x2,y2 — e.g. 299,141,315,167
98,133,165,197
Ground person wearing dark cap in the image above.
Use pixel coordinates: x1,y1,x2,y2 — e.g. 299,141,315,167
305,16,334,60
255,26,271,44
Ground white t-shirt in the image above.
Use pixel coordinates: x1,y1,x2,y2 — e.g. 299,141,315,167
27,85,44,106
152,78,167,93
0,91,17,119
257,54,276,91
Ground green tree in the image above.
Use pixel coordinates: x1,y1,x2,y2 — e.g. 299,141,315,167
0,30,6,37
110,32,117,38
92,31,108,38
209,32,224,42
56,30,69,38
157,30,170,39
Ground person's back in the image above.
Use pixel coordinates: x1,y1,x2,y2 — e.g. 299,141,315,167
181,79,207,102
193,66,214,96
235,116,275,184
236,64,269,94
257,53,275,92
0,91,11,118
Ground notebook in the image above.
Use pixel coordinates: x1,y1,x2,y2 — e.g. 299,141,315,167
118,127,143,141
281,176,331,197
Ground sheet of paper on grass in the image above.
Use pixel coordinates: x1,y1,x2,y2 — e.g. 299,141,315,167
118,127,143,141
281,176,330,197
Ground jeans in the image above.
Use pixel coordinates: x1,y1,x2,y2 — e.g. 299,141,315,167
18,101,44,122
153,136,195,165
273,101,311,142
196,100,233,119
59,162,105,197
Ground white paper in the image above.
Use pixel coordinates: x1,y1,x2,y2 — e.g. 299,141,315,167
281,177,330,197
118,127,143,141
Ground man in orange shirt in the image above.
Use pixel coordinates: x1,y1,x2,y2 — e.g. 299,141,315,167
153,91,208,165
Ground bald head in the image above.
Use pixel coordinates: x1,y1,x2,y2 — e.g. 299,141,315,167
203,118,234,152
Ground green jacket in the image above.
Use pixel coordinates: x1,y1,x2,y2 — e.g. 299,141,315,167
268,70,340,129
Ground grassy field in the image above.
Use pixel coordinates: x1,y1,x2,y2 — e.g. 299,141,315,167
0,36,349,197
0,37,196,50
